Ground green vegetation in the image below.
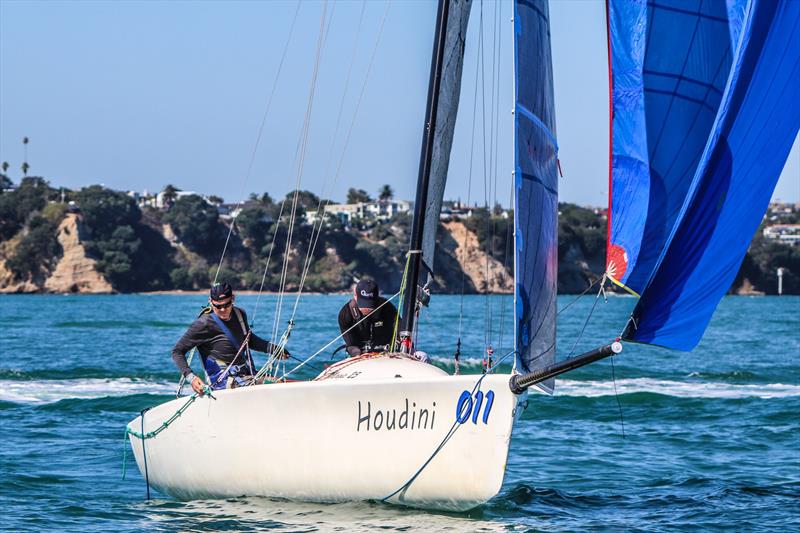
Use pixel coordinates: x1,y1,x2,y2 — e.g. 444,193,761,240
0,176,796,295
6,215,62,281
163,194,224,256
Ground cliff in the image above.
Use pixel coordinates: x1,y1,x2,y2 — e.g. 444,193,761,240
0,214,112,293
0,179,796,295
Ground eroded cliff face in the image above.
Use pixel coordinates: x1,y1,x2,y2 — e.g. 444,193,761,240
440,220,512,293
0,214,112,293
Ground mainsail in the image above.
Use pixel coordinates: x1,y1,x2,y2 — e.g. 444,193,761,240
607,0,800,350
513,0,559,392
421,0,472,279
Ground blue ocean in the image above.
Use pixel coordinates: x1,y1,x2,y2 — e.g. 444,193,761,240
1,293,798,531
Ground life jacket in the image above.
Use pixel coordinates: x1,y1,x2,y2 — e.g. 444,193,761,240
204,307,256,389
348,298,385,351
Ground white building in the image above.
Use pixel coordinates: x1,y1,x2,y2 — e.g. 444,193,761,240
763,224,800,246
323,200,411,225
155,190,202,209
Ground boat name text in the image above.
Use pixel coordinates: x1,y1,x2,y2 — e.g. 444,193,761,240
356,399,436,432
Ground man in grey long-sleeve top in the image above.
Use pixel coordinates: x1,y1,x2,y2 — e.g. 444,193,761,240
172,282,289,394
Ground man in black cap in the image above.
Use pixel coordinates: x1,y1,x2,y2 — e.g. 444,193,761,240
172,281,289,394
337,278,398,357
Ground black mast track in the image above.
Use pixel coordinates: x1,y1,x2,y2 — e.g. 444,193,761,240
399,0,451,351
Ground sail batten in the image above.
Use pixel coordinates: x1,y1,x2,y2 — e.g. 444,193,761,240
513,0,558,393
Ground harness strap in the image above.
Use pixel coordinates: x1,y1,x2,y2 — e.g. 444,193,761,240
208,308,255,383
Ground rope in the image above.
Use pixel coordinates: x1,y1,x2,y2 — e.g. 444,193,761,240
566,274,607,358
381,348,516,503
456,13,482,353
125,388,216,441
611,355,626,438
289,0,392,320
391,252,413,349
271,0,330,349
276,291,401,381
250,198,286,326
556,274,603,316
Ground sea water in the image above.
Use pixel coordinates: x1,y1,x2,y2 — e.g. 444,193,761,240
0,294,798,531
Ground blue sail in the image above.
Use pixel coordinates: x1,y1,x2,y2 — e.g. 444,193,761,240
513,0,558,392
605,0,738,294
607,0,800,350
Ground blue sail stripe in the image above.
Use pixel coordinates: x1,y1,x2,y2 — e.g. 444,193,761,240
517,104,559,152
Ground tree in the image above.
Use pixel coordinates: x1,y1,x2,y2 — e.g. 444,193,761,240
163,194,224,255
1,161,9,175
162,184,180,208
378,184,394,202
347,188,371,204
236,206,272,251
6,215,62,281
208,195,224,205
77,186,141,239
21,162,29,176
0,174,12,191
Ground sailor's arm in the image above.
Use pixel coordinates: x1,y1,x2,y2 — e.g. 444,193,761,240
249,331,290,359
338,304,362,357
171,320,207,394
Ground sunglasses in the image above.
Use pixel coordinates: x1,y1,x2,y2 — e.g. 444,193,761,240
211,300,233,310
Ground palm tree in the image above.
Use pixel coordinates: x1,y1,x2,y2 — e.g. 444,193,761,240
1,161,8,175
162,184,179,208
378,184,394,202
21,162,29,177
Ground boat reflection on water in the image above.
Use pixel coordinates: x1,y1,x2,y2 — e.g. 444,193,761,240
132,496,509,532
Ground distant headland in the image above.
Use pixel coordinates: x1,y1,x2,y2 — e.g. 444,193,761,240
1,175,797,295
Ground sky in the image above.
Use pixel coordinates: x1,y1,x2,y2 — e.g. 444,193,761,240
1,0,798,208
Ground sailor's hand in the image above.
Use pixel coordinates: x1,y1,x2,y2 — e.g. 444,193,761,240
191,376,206,395
279,348,290,360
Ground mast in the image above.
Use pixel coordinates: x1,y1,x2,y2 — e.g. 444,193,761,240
399,0,451,351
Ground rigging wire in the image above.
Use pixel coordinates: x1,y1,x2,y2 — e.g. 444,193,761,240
290,0,392,320
212,0,302,284
498,183,513,349
566,274,608,358
271,291,401,382
478,0,492,353
456,0,484,359
271,0,330,348
611,355,626,438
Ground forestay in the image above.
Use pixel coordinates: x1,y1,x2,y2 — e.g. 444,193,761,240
607,0,800,349
513,0,559,393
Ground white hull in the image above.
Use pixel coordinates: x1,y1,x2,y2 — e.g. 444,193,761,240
127,355,527,511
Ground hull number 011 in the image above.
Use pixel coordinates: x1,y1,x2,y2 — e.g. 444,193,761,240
456,390,495,424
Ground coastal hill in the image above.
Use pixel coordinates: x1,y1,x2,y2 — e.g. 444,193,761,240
1,176,797,295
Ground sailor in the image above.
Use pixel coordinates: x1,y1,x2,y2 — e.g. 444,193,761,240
171,281,289,394
338,278,398,357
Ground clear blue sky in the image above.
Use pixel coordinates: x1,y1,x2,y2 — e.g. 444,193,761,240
1,0,797,207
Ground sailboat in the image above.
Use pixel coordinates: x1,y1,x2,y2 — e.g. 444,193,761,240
126,0,800,511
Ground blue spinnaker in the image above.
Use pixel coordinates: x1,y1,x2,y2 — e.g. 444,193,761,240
606,0,736,294
514,0,558,392
607,0,800,350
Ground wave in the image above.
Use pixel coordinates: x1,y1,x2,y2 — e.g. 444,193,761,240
549,378,800,399
0,367,177,382
2,375,798,407
0,378,175,405
53,320,184,329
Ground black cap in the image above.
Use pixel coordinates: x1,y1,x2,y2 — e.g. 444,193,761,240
210,281,233,300
355,279,379,308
